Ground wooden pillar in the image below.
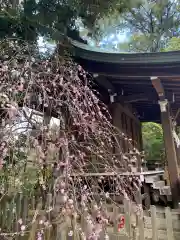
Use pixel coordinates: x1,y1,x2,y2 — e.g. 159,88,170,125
133,122,141,151
136,124,140,150
174,125,180,167
130,118,135,147
139,123,143,151
176,145,180,167
133,122,137,148
123,112,129,152
126,115,132,152
159,100,179,208
143,183,151,209
111,103,124,158
137,154,142,173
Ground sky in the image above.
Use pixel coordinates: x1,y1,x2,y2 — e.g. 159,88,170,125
37,37,56,54
37,30,128,53
99,32,127,49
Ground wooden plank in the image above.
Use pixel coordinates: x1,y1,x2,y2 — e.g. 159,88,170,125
140,228,180,240
28,201,42,240
143,185,151,209
72,214,79,240
56,223,67,240
15,193,22,240
81,208,88,233
106,203,180,214
135,190,145,240
151,77,165,98
144,216,180,230
112,102,140,125
124,199,132,237
28,220,38,240
151,206,158,240
165,207,175,240
22,196,28,223
109,233,129,240
95,76,115,93
70,170,164,177
137,208,145,240
31,196,36,210
46,193,52,240
160,102,179,208
113,205,119,233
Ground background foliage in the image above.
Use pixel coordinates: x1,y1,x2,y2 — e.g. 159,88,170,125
1,0,180,52
0,0,136,43
97,0,180,52
117,0,180,52
142,122,164,162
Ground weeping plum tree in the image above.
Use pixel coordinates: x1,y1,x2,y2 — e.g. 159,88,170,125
0,0,136,43
0,40,141,238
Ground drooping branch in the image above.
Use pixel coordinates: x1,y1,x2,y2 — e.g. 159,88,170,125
0,39,142,239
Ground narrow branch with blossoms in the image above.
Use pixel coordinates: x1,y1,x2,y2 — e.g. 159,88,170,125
0,39,142,239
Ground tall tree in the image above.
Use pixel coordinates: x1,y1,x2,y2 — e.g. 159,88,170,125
0,0,135,43
162,37,180,51
117,0,180,52
142,122,164,162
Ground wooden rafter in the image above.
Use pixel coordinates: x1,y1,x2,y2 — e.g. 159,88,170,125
151,77,165,100
120,93,155,103
95,76,115,93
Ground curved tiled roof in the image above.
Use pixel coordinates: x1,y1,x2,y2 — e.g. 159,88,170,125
71,40,180,64
71,40,180,123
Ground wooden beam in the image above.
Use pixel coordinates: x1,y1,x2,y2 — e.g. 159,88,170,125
172,111,180,167
175,139,180,167
174,109,180,121
95,75,115,93
99,73,180,79
143,184,151,209
162,77,180,81
151,77,165,100
118,91,174,103
111,80,151,85
151,77,179,207
160,103,179,208
163,83,180,86
121,93,156,103
165,87,180,90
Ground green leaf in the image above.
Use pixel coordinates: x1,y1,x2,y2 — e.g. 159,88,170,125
142,122,164,161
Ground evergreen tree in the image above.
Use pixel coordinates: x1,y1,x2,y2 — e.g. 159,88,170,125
116,0,180,52
0,0,134,43
142,122,164,162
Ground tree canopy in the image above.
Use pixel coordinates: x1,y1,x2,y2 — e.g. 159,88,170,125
0,0,136,43
115,0,180,52
1,0,180,52
142,122,164,162
162,37,180,51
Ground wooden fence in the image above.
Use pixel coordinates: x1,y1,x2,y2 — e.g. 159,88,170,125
1,194,180,240
105,201,180,240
